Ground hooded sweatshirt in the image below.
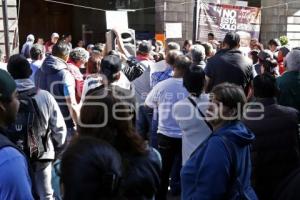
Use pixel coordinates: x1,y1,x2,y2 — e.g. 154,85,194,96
35,55,76,128
181,121,258,200
15,79,67,159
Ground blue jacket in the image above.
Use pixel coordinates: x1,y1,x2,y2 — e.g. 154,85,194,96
35,55,75,128
181,121,258,200
0,133,34,200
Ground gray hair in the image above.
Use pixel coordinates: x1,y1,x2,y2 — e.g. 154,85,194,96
70,47,89,63
190,44,206,63
285,49,300,72
30,44,44,60
167,42,180,51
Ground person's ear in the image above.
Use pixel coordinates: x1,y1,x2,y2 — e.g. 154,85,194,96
227,108,238,119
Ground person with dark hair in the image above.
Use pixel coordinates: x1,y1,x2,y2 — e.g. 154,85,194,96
261,57,279,77
76,40,84,48
146,55,191,200
182,40,192,55
7,54,67,200
205,32,253,95
255,49,274,75
277,46,291,74
182,83,258,200
0,69,34,199
249,49,259,66
208,32,215,41
174,65,212,165
243,73,300,200
30,43,45,82
78,89,161,199
208,32,220,49
61,137,123,200
91,43,105,61
268,38,281,53
35,41,78,145
249,49,260,77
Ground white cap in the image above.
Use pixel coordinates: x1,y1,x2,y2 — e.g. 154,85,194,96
51,32,59,38
27,34,35,42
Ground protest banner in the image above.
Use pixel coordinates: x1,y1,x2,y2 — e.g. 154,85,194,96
195,3,261,48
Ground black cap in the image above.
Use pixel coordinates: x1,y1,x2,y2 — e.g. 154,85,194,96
100,55,122,81
138,41,152,54
223,32,240,48
0,69,16,101
258,50,273,61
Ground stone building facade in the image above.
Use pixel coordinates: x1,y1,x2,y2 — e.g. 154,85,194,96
155,0,300,46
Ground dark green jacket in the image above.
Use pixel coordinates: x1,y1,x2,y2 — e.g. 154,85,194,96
277,71,300,112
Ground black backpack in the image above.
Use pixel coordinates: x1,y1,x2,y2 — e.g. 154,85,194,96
122,57,147,81
6,87,49,161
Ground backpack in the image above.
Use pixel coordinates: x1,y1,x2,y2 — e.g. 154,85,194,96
6,87,49,161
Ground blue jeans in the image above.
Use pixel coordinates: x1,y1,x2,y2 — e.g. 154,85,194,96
136,105,153,141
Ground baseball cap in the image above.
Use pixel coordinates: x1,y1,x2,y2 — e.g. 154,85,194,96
0,69,16,101
223,32,240,48
51,32,59,38
138,41,152,54
100,55,122,81
258,50,274,61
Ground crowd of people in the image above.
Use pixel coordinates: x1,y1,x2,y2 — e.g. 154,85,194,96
0,29,300,200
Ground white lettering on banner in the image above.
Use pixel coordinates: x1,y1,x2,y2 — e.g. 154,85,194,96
220,9,237,31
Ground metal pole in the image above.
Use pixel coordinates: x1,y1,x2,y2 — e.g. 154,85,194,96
193,0,198,42
2,0,10,61
163,1,167,41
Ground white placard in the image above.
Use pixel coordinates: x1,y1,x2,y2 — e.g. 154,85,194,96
236,1,248,7
106,11,128,30
166,23,182,39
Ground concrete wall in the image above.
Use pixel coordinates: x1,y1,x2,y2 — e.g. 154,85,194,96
259,0,300,46
155,0,245,45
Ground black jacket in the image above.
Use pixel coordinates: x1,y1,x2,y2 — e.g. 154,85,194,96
121,147,161,200
242,98,300,200
205,49,253,93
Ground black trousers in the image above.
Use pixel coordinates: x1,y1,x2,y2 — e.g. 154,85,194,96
156,133,182,200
